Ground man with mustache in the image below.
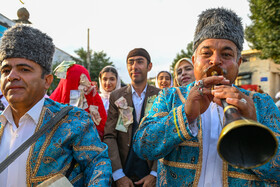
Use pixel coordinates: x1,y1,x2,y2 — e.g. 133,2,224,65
0,24,112,186
133,8,280,186
104,48,160,186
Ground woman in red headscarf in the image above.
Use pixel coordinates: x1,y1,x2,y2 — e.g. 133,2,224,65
50,62,107,140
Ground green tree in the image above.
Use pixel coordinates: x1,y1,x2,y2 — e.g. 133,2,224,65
74,48,114,82
245,0,280,63
170,41,193,74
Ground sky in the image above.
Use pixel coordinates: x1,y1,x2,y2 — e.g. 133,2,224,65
1,0,252,83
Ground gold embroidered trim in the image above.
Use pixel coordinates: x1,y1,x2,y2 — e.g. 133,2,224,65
33,116,66,175
228,171,261,181
0,121,5,144
26,107,47,187
29,163,70,183
139,115,148,129
222,162,229,187
178,141,199,147
193,118,203,187
71,173,83,184
153,112,168,117
159,158,196,169
178,105,191,140
173,108,184,141
27,107,70,186
89,170,103,185
73,145,103,152
175,87,186,103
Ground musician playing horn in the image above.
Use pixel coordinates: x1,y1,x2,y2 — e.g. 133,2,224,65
133,8,280,186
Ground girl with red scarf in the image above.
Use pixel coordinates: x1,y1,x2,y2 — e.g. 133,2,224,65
50,62,107,139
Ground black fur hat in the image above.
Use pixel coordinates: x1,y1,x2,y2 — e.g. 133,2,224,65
193,8,244,52
0,24,55,74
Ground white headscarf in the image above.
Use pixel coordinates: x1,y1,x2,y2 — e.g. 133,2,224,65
155,71,173,88
99,66,121,100
174,58,193,87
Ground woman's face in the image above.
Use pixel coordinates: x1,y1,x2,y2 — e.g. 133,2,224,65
101,72,117,92
157,72,171,89
176,61,195,86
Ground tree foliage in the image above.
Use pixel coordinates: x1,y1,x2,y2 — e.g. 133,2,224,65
245,0,280,63
74,48,114,82
170,41,193,74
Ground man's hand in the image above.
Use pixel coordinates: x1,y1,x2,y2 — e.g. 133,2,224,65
185,76,230,123
212,85,257,121
134,174,156,187
116,176,134,187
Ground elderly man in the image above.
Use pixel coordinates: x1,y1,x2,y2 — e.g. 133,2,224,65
0,24,112,186
104,48,160,186
133,8,280,186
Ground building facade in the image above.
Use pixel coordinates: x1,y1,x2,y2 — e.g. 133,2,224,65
236,49,280,99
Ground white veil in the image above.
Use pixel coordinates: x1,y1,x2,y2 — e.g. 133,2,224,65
99,66,121,100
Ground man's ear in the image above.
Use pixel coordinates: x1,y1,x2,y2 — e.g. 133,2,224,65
192,55,195,66
44,74,53,90
237,57,242,67
148,62,153,72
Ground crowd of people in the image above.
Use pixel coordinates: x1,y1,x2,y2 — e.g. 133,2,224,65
0,7,279,187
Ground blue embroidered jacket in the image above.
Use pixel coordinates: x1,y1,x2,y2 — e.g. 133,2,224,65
133,83,280,186
0,98,112,186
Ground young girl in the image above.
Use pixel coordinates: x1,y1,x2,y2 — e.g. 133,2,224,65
99,66,121,112
156,71,173,89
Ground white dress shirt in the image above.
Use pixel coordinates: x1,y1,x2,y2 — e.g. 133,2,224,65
113,84,157,181
100,96,110,113
190,102,223,187
131,84,147,123
0,98,45,187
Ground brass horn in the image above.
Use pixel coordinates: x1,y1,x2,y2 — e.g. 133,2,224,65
206,66,278,169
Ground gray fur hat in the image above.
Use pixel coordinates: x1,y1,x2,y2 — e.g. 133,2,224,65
193,8,244,52
0,24,55,73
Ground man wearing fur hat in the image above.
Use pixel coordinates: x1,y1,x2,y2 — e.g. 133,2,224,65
0,24,112,186
133,8,280,186
104,48,160,186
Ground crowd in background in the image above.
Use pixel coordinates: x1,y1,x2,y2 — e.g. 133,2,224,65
0,6,279,187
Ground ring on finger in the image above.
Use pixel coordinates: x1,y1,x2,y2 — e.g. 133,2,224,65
195,80,204,88
239,98,247,104
198,87,203,96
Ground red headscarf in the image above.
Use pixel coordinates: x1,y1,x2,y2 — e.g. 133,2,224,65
50,64,107,138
